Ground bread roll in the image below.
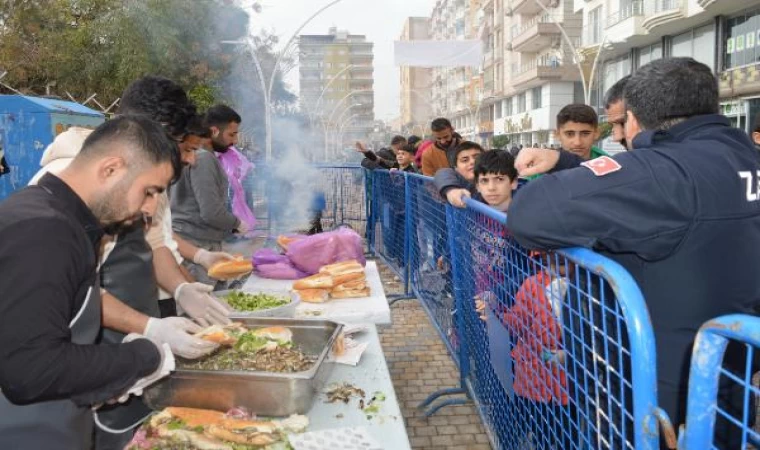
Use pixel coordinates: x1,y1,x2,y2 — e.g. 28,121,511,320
296,289,330,303
207,420,278,446
332,279,367,292
319,260,364,276
207,258,253,280
194,325,237,346
251,326,293,343
332,271,365,286
293,273,333,290
330,287,371,299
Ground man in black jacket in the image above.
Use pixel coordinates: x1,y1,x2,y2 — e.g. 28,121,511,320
0,116,176,450
509,57,760,448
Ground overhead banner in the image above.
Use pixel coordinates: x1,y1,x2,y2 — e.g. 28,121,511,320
394,40,483,68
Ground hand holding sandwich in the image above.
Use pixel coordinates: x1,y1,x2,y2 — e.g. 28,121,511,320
193,249,235,271
144,317,218,359
174,282,233,327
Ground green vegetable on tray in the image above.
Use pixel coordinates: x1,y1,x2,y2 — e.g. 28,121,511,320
223,291,290,311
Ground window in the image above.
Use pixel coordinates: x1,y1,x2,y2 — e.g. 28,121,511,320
671,24,715,70
531,86,542,109
725,10,760,69
517,93,526,113
587,6,602,45
495,100,503,119
504,97,513,116
603,54,631,94
639,43,662,67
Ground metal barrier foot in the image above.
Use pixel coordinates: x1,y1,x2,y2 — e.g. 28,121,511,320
417,388,468,417
388,294,415,306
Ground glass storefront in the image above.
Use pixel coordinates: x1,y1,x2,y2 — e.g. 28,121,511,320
725,9,760,70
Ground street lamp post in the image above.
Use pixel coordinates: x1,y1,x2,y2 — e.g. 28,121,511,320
335,113,362,158
330,103,363,155
321,89,372,153
306,64,356,126
264,0,346,160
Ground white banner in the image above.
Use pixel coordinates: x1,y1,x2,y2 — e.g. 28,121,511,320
394,40,483,68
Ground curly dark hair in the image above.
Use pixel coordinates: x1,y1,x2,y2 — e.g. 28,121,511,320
117,76,196,140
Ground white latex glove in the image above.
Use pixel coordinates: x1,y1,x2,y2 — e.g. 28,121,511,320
144,317,218,359
514,147,561,177
111,333,176,403
236,220,250,235
446,188,471,208
193,248,235,270
174,282,232,327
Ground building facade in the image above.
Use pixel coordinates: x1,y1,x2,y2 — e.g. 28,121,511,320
416,0,760,150
425,0,584,147
299,27,375,156
400,17,434,136
575,0,758,151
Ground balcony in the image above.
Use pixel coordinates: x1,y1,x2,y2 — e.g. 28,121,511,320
510,0,553,16
606,1,643,28
511,14,561,52
511,56,573,89
642,0,684,32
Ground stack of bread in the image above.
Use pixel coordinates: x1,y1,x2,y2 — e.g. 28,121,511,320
292,260,369,303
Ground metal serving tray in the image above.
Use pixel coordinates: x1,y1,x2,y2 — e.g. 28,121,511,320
143,317,342,417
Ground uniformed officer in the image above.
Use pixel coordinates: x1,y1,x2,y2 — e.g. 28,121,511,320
508,57,760,448
0,115,177,449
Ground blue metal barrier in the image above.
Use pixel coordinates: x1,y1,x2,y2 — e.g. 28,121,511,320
404,173,469,415
240,163,366,238
368,170,409,291
678,314,760,450
445,197,661,450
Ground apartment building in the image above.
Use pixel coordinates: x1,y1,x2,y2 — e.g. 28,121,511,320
576,0,758,149
426,0,584,147
299,27,375,150
399,17,433,136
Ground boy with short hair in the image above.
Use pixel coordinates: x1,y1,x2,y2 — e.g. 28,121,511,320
433,141,484,207
392,144,418,173
555,104,607,161
473,150,519,212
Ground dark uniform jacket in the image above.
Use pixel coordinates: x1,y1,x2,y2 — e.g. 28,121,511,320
508,115,760,441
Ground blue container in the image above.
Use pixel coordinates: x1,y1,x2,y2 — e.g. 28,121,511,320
0,95,104,200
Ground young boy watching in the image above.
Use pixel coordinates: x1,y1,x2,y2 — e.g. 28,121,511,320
391,144,418,173
555,104,607,161
433,141,484,207
473,150,518,212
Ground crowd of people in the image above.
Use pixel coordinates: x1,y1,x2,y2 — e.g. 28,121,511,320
1,55,759,449
360,57,760,448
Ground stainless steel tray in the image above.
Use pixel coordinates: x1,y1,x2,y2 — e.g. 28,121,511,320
143,317,342,417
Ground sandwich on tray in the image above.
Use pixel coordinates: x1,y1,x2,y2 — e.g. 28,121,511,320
207,255,254,280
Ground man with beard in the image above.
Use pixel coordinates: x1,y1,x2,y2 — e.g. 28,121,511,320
0,116,177,449
604,75,630,149
421,117,463,176
171,104,246,285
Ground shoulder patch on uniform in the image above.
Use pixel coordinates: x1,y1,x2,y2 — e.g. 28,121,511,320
580,156,622,177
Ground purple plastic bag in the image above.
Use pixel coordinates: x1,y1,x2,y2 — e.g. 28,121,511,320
255,262,309,280
217,146,256,232
252,248,290,266
286,227,366,275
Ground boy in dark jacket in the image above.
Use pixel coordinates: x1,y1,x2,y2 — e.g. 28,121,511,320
433,141,484,206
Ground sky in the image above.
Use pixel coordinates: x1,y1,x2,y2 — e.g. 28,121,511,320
251,0,437,122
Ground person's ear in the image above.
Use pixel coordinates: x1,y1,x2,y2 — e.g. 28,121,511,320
96,156,127,184
511,178,519,190
211,126,220,138
593,126,601,141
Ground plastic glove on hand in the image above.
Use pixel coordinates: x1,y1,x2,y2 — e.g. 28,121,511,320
144,317,219,359
236,220,251,235
193,248,235,270
174,282,232,327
